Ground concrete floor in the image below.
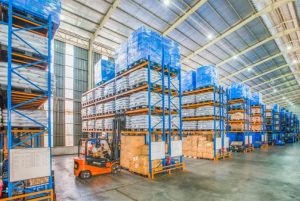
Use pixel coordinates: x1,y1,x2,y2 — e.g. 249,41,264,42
53,143,300,201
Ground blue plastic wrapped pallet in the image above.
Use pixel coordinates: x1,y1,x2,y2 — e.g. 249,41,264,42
228,83,247,100
128,26,162,67
273,104,279,112
163,37,181,72
196,65,219,89
94,59,115,86
115,42,128,74
2,0,61,32
181,71,196,91
251,92,262,105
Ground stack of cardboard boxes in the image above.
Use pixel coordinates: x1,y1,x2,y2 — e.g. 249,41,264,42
120,136,162,176
182,135,216,159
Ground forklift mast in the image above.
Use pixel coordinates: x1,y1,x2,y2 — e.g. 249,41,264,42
112,114,126,161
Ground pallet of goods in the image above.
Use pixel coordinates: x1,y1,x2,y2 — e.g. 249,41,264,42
182,66,229,160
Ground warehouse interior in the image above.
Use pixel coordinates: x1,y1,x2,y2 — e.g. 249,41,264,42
0,0,300,200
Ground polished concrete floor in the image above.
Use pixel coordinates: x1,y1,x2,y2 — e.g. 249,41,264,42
53,143,300,201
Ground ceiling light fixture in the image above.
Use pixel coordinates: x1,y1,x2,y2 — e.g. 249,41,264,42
163,0,170,5
233,55,238,60
207,33,214,40
247,68,252,72
287,46,292,50
292,60,297,64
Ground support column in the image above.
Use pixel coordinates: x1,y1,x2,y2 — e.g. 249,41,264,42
88,40,94,89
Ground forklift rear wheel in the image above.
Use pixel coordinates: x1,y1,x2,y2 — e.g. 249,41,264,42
111,164,120,174
79,170,91,179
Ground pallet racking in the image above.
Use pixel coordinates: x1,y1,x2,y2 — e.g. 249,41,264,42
81,55,184,179
266,105,280,145
250,104,267,149
182,85,230,160
226,93,254,153
0,0,54,199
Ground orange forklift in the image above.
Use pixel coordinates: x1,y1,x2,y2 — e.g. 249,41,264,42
74,116,124,179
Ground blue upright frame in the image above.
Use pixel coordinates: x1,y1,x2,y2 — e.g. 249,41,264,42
4,0,53,197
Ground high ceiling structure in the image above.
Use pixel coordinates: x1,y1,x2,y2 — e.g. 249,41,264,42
56,0,300,107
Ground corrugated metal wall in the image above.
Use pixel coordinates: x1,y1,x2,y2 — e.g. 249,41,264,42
52,40,105,147
73,47,88,145
53,40,66,146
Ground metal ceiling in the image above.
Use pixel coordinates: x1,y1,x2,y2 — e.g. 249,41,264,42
57,0,300,106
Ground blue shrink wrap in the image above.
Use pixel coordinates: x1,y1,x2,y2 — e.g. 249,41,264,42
128,26,162,67
3,0,61,26
273,104,279,112
228,83,247,100
251,92,262,105
181,71,196,91
115,41,128,74
163,36,181,72
94,59,115,86
196,65,219,88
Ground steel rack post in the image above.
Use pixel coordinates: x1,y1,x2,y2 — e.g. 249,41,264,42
161,49,166,166
178,68,182,163
7,0,13,196
147,55,152,176
213,86,216,158
167,64,171,157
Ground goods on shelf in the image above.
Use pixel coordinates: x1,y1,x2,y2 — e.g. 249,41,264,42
129,91,161,108
182,109,195,117
195,106,219,116
94,87,104,99
94,59,115,86
126,115,162,129
182,94,196,105
128,26,162,66
2,0,61,29
88,120,95,130
116,76,129,93
181,71,196,92
116,97,130,111
182,121,197,130
95,104,104,115
228,83,249,100
195,92,219,102
0,26,47,55
230,112,246,120
87,91,94,102
196,66,219,89
0,62,55,91
95,119,104,130
115,42,128,74
182,135,221,159
2,109,47,127
251,92,262,105
162,36,181,72
197,121,220,130
104,101,115,113
104,118,114,130
82,121,88,130
128,68,162,87
104,82,115,96
87,106,95,116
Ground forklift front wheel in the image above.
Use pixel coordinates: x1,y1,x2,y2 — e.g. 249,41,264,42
111,164,121,174
79,170,91,179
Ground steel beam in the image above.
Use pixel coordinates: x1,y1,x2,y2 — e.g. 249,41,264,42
220,53,282,81
163,0,208,36
91,0,120,42
259,80,295,92
87,0,120,89
182,0,295,63
251,73,292,88
242,63,292,83
264,90,300,102
263,84,299,97
217,28,299,67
